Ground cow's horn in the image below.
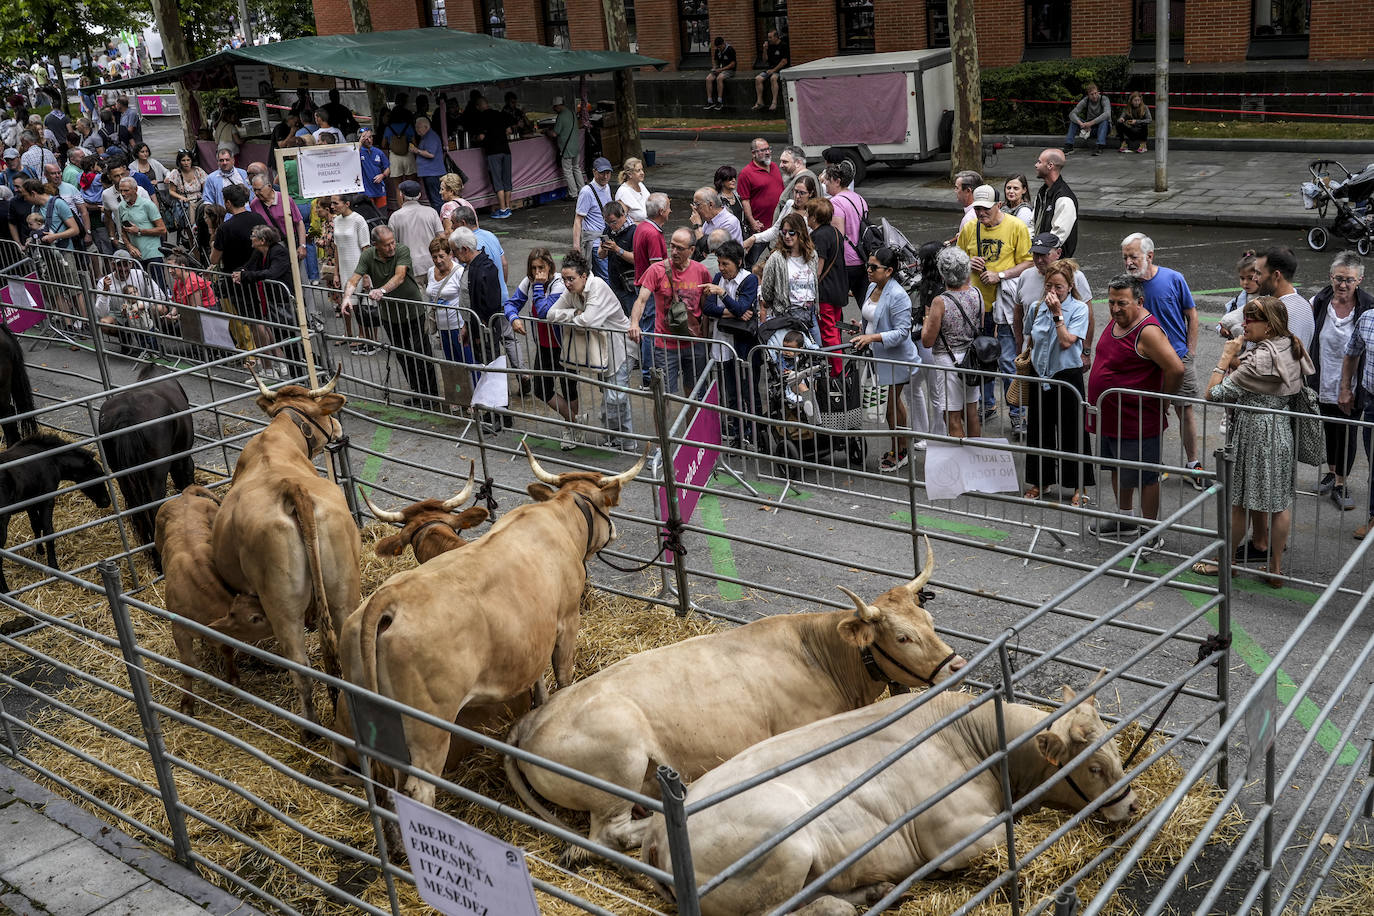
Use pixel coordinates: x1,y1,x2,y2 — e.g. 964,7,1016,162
250,365,277,401
359,486,405,523
906,535,936,594
524,442,562,485
603,443,651,488
442,461,477,509
307,364,342,398
837,585,880,622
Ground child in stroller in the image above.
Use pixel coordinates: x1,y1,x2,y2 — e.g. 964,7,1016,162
759,334,867,474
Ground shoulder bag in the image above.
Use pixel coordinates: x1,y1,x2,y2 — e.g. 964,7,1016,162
1290,384,1326,467
938,287,999,388
714,276,757,336
1005,304,1038,408
664,261,694,337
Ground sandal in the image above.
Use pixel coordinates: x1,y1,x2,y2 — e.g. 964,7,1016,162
1191,562,1219,576
1024,486,1041,500
1069,490,1088,507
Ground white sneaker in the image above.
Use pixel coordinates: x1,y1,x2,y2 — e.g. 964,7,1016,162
559,432,579,451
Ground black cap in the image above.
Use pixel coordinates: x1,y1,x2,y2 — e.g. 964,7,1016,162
1030,232,1062,254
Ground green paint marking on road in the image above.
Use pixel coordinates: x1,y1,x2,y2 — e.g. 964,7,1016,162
1192,286,1242,297
890,510,1010,542
1128,560,1357,765
360,426,392,490
697,494,744,600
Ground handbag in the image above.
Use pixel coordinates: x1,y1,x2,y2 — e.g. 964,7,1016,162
562,327,609,373
1290,384,1326,467
664,261,694,337
1005,305,1039,408
938,289,998,388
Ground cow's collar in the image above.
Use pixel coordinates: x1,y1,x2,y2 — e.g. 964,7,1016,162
859,634,958,691
279,405,338,451
1061,767,1134,812
572,493,610,558
408,518,455,545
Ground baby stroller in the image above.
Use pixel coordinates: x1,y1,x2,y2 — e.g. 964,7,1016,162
757,343,867,478
1302,159,1374,254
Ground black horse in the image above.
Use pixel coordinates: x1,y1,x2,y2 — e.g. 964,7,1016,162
0,433,111,593
97,362,195,571
0,322,37,447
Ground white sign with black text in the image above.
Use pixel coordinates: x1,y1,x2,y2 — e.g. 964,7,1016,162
924,439,1021,500
296,143,364,199
393,794,539,916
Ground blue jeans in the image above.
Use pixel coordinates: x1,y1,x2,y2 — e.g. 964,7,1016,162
653,342,709,395
996,322,1023,417
420,175,444,212
1065,119,1110,148
981,312,997,411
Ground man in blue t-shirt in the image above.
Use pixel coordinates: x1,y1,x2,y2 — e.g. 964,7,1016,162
572,157,614,280
357,129,391,213
1122,232,1203,483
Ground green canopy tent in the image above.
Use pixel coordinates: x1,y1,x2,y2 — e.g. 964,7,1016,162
100,27,663,92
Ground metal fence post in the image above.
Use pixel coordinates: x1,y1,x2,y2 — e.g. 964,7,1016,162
1262,742,1276,916
1053,885,1080,916
992,690,1022,916
650,370,693,618
656,765,702,916
98,560,194,866
0,691,18,754
1214,445,1233,791
329,435,361,524
77,269,112,392
1364,738,1374,818
354,750,403,916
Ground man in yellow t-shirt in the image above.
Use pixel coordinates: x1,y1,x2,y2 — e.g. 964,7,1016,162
956,184,1033,418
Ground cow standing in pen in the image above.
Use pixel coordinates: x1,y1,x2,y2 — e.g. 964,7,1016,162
212,369,359,730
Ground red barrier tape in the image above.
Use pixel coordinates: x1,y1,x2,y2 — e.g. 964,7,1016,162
1104,90,1374,98
984,98,1374,121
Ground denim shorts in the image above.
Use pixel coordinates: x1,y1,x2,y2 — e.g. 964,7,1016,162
487,153,513,192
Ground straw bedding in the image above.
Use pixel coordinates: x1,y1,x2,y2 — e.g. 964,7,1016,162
3,498,1263,916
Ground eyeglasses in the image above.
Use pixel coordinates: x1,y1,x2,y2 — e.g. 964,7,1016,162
1243,313,1267,324
866,263,884,272
1332,275,1360,285
779,229,798,237
669,243,692,251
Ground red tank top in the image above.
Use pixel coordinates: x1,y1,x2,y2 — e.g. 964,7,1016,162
1087,313,1170,439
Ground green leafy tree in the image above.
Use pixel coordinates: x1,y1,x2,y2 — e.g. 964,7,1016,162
0,0,150,92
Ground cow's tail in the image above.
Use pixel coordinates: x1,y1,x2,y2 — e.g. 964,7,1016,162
284,479,338,670
502,715,576,834
355,591,392,697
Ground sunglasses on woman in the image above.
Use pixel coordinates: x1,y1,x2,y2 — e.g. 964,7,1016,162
866,262,885,272
780,229,798,237
1243,312,1266,324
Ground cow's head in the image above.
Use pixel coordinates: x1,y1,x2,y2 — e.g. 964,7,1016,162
1035,679,1138,822
362,461,489,562
208,593,276,644
252,365,346,456
835,537,967,688
524,444,649,554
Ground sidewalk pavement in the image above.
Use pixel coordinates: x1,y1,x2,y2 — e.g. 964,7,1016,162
0,762,261,916
634,136,1340,230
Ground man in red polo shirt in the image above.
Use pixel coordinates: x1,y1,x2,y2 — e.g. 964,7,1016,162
737,137,783,235
629,227,711,394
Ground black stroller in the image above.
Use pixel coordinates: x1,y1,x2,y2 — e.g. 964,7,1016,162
757,343,868,478
1302,159,1374,254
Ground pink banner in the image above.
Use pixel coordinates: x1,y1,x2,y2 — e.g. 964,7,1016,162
658,382,722,559
2,276,48,334
795,73,909,147
137,96,164,116
445,136,572,208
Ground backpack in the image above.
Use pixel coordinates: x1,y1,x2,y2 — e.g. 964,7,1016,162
835,191,881,262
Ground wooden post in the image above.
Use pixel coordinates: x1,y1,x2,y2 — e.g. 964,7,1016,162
1154,0,1169,192
946,0,982,179
148,0,204,148
601,0,643,162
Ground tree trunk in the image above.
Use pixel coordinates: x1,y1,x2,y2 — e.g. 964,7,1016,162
602,0,642,162
148,0,203,147
344,0,389,129
947,0,981,179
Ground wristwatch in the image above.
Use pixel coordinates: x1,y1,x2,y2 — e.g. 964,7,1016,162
997,271,1005,280
1053,315,1063,325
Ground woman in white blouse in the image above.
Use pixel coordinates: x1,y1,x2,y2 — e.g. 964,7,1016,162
330,193,377,352
427,236,467,363
548,249,634,447
613,157,651,223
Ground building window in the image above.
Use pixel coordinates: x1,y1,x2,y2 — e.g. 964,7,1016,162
755,0,788,66
543,0,569,48
483,0,505,37
925,0,950,48
1253,0,1309,37
1025,0,1071,46
623,0,637,52
1132,0,1183,42
837,0,874,55
679,0,710,62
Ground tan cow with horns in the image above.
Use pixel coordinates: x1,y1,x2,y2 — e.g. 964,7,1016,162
360,461,488,564
505,539,967,866
212,368,360,729
336,443,648,818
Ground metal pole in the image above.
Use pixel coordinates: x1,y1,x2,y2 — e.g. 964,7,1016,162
1153,0,1169,192
0,692,18,754
1215,445,1233,790
330,435,361,524
78,269,112,391
355,749,403,916
650,369,693,618
1262,742,1275,916
1054,885,1080,916
656,765,701,916
992,691,1022,916
236,0,271,132
98,560,194,866
1364,738,1373,818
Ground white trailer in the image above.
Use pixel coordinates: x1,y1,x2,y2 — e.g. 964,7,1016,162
780,48,954,184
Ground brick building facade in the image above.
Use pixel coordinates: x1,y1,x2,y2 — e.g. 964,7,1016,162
312,0,1373,70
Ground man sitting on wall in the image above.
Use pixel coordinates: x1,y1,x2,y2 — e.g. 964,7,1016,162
1064,83,1112,157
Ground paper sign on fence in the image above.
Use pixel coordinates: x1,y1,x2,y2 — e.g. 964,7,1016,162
393,794,539,916
297,143,364,199
471,356,510,409
923,438,1020,500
